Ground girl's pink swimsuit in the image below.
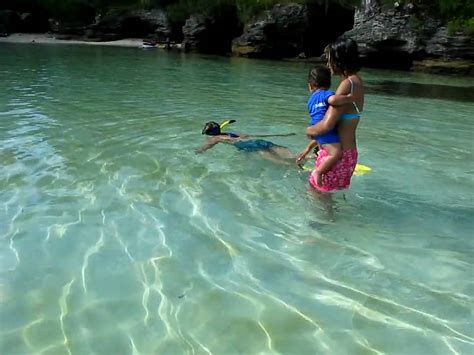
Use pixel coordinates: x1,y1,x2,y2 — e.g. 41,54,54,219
309,148,358,192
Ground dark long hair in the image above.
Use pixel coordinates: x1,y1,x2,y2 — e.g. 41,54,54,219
325,37,360,76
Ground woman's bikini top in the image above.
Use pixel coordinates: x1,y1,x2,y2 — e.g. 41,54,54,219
340,78,362,121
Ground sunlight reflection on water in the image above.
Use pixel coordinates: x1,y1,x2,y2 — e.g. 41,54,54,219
0,44,473,354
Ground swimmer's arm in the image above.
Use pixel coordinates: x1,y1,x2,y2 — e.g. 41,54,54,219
195,138,220,154
247,133,296,138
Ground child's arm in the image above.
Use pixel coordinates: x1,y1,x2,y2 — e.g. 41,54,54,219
306,79,352,136
327,93,354,106
296,139,318,164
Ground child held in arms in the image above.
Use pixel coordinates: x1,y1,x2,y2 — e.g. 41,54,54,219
297,66,356,187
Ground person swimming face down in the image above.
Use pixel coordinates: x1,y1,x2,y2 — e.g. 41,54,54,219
197,120,296,163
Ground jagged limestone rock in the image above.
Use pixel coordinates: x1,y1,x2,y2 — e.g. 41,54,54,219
232,4,307,58
345,0,473,71
182,14,208,51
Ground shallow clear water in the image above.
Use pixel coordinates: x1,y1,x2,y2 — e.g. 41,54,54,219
0,44,473,354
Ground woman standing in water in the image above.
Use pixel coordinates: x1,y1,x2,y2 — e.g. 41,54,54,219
306,37,365,193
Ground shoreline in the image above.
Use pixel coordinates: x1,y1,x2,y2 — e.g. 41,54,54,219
2,33,472,76
0,33,144,48
0,32,326,63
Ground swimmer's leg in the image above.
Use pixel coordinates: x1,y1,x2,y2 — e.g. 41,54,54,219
271,146,295,159
257,150,289,164
257,146,296,165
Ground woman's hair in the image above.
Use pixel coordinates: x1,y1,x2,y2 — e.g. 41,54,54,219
325,37,360,75
308,66,331,89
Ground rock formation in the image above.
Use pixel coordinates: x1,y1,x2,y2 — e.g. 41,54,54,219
1,1,472,74
232,4,308,58
84,9,171,42
182,5,242,54
346,0,473,72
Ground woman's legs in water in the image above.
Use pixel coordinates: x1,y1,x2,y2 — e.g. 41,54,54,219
308,186,335,222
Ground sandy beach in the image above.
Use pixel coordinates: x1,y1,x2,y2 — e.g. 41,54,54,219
0,33,145,47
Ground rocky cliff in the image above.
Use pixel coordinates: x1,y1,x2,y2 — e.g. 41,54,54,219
346,0,474,73
1,1,472,74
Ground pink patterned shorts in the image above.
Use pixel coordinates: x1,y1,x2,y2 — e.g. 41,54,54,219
309,148,358,192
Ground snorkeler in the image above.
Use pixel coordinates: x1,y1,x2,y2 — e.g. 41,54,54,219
195,120,296,163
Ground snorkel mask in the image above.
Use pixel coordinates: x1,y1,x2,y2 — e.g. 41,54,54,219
201,119,236,135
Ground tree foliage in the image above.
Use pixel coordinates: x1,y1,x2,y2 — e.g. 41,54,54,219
381,0,474,34
2,0,473,25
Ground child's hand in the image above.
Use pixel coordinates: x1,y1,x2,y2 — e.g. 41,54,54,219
296,151,308,165
296,153,306,163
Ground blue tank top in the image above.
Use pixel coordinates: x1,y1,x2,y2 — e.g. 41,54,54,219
307,89,339,145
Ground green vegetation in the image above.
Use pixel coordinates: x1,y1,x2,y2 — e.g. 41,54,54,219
447,17,474,35
437,0,474,35
2,0,473,34
382,0,474,35
1,0,359,22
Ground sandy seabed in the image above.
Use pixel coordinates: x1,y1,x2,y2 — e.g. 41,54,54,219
0,33,145,47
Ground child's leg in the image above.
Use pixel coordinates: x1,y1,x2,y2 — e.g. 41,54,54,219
315,143,342,186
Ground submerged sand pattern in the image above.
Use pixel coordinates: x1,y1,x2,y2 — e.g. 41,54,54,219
1,44,473,354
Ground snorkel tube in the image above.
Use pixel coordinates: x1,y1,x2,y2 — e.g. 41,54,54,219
219,119,236,130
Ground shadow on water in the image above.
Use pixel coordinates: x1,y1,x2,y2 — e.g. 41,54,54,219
366,81,474,102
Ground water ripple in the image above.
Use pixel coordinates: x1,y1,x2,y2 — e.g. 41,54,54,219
0,45,472,354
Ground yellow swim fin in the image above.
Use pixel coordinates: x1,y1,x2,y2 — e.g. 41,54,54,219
220,119,236,130
353,164,372,176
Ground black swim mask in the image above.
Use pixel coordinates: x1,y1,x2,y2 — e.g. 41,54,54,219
202,121,221,136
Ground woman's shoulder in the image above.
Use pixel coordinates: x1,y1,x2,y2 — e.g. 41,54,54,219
343,75,364,96
348,74,363,86
335,78,351,94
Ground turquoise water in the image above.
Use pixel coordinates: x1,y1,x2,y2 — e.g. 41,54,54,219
0,44,473,354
